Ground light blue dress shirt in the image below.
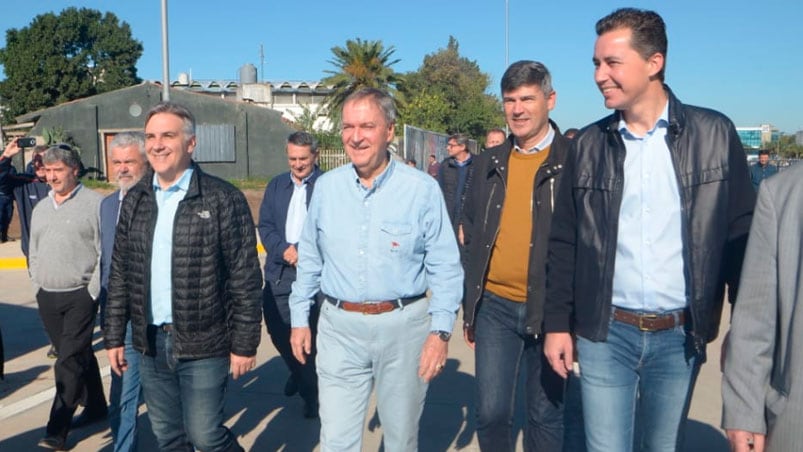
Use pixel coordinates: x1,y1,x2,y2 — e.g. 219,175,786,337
149,168,194,325
611,105,687,312
289,158,463,332
284,174,309,244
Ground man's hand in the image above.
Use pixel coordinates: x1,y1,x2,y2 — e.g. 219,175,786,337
463,325,475,350
418,333,448,382
230,353,256,380
107,347,127,377
544,332,574,379
2,139,21,159
283,245,298,266
726,429,765,452
290,327,312,364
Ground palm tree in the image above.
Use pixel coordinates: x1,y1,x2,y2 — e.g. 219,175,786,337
322,38,403,119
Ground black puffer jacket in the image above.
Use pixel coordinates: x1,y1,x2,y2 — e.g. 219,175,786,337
104,164,263,358
543,86,755,351
462,122,570,335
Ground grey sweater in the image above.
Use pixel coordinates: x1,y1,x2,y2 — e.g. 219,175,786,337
29,185,102,299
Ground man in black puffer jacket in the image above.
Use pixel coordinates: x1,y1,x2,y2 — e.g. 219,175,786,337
104,102,262,452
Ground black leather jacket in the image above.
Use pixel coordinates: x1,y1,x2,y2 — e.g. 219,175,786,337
543,86,755,351
104,164,263,359
462,122,570,335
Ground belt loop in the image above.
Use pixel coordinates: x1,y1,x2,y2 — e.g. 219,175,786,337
395,298,404,310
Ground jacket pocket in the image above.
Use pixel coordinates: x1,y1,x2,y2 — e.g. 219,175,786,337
679,164,728,188
575,172,616,191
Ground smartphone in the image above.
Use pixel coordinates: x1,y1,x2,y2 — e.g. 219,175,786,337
17,137,37,148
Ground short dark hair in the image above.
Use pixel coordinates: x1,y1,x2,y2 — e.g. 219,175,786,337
145,102,196,139
287,131,318,154
596,8,668,81
501,60,553,96
758,149,771,156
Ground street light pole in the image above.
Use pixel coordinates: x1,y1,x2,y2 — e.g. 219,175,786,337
505,0,509,68
161,0,170,101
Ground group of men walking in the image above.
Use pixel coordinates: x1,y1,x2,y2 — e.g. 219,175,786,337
6,6,800,452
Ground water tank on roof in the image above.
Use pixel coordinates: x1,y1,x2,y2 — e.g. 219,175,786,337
240,64,257,84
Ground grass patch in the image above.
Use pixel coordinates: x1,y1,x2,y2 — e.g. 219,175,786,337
230,177,269,190
81,178,115,190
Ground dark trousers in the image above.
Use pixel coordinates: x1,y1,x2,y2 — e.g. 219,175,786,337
262,285,319,403
37,287,107,440
0,193,12,241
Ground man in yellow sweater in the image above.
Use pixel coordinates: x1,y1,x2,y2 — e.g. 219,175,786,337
461,60,574,451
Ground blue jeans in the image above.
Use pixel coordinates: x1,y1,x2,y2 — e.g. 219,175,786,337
577,310,701,452
316,296,430,452
108,323,142,452
139,327,242,452
474,291,564,452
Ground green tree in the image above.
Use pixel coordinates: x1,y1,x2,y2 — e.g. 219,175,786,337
400,36,503,139
0,7,142,121
322,38,403,120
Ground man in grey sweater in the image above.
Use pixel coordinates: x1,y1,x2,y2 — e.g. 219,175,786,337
29,144,106,450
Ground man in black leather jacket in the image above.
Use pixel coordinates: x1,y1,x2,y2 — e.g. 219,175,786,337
543,8,754,451
104,102,262,452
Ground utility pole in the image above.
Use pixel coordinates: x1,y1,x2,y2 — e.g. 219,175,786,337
161,0,170,100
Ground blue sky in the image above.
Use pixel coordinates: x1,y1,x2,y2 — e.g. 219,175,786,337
2,0,801,132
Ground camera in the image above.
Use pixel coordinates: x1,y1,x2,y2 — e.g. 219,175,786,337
17,137,37,148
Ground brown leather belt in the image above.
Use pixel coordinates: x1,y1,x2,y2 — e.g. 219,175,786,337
324,293,426,315
612,308,685,332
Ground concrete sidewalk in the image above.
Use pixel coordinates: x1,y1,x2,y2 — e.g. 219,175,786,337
0,239,729,451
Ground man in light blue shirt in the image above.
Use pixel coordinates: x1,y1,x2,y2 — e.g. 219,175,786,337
289,88,463,452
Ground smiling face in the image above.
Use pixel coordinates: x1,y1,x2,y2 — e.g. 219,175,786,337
144,112,195,188
341,97,394,182
503,84,555,150
111,144,147,193
44,160,79,197
287,142,317,182
593,27,664,112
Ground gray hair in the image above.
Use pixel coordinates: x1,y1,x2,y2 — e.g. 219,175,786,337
287,131,319,154
109,131,146,158
145,102,196,140
43,143,82,169
449,133,469,147
501,60,553,96
342,88,397,126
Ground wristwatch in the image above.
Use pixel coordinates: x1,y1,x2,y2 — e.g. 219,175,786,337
431,330,451,342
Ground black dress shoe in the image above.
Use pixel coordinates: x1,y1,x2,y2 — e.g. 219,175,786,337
283,376,299,397
72,409,107,429
37,435,66,450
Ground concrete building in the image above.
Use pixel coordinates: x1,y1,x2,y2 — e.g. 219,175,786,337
5,82,295,181
170,64,334,132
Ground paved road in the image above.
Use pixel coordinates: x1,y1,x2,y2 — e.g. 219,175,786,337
0,240,730,451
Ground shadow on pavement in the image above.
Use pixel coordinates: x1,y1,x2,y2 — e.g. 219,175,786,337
229,355,321,451
0,301,50,361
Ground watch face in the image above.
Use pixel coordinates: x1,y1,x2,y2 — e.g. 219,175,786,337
437,331,451,342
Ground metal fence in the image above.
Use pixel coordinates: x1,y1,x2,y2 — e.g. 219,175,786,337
318,148,350,171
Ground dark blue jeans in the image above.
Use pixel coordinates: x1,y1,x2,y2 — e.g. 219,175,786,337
108,323,141,452
474,291,564,452
139,327,242,452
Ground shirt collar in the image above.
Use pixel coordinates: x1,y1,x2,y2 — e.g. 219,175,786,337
514,123,555,154
152,167,194,192
289,170,315,187
352,153,394,192
48,183,82,202
618,102,669,139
